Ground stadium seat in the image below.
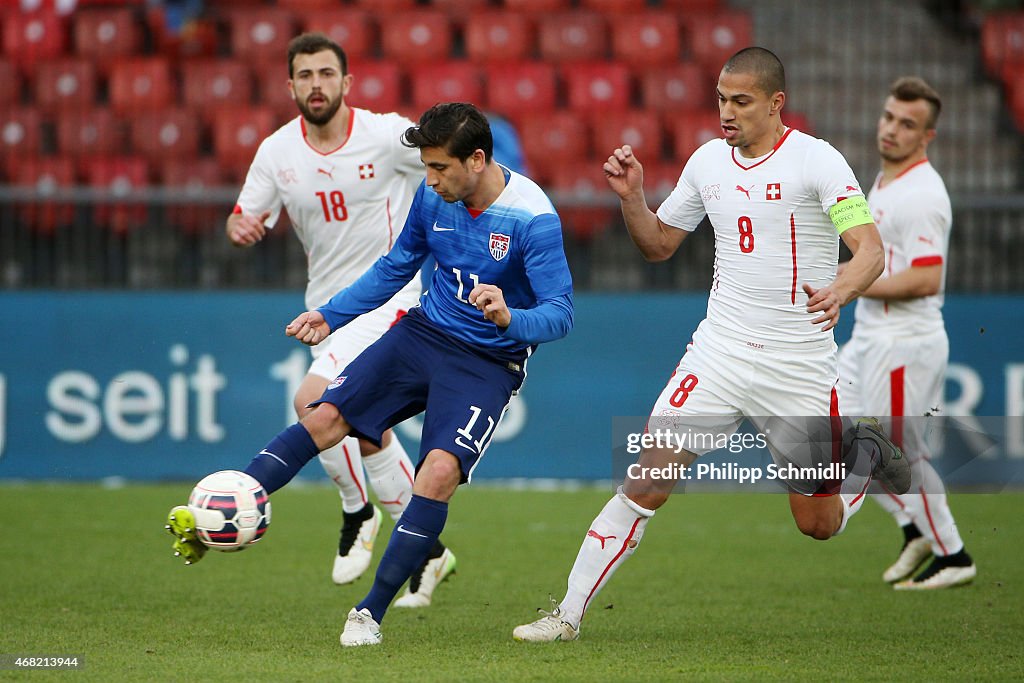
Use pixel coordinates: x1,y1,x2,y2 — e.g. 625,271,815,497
783,110,814,136
660,0,721,10
12,156,76,235
34,59,96,109
55,108,122,163
517,111,590,184
302,10,375,60
465,12,535,63
484,62,557,118
227,9,296,67
2,11,67,67
352,0,416,9
0,109,43,172
591,110,663,160
182,59,254,122
683,12,753,72
346,61,404,114
640,63,710,113
147,10,217,60
562,61,631,113
409,61,482,112
158,158,225,235
276,0,339,11
611,12,681,67
72,8,141,72
130,109,200,165
0,60,18,107
664,110,722,162
503,0,571,11
580,0,646,13
547,163,616,241
381,11,453,65
211,107,277,179
431,0,493,17
255,69,296,123
108,58,175,114
641,160,684,201
981,12,1024,77
539,12,607,63
84,156,150,235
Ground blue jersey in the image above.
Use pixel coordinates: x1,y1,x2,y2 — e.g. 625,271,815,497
318,167,574,357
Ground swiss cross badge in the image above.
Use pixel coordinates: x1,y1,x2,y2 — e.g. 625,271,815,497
766,182,782,200
489,232,510,261
358,163,375,179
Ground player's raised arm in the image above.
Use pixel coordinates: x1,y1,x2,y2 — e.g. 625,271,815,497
605,145,688,262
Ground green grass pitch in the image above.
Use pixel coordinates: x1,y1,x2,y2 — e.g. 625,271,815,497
0,483,1020,681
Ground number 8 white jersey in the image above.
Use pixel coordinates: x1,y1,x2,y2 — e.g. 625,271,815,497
656,128,863,345
235,109,425,311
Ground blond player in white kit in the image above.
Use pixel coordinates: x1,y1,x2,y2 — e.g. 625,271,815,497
838,77,976,590
224,33,454,605
514,47,910,642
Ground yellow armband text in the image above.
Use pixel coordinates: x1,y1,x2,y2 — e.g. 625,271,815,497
828,195,872,235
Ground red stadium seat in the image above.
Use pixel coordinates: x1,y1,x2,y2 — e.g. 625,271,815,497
148,10,217,60
182,59,254,122
13,156,76,234
0,108,43,172
539,12,607,63
0,60,19,106
130,109,200,164
640,63,710,113
503,0,570,11
352,0,416,9
55,108,122,162
381,11,453,65
211,107,277,179
642,161,684,200
409,61,482,111
591,110,663,160
431,0,493,16
580,0,646,13
660,0,721,10
484,62,558,118
303,10,375,60
664,109,722,162
159,158,225,235
981,12,1024,76
84,156,150,234
517,111,590,184
227,9,296,66
2,11,67,67
347,61,404,113
255,68,296,122
277,0,339,10
72,8,141,72
783,110,814,136
34,59,96,109
611,12,681,67
683,12,753,72
547,163,616,241
108,58,175,114
562,61,631,113
465,12,535,63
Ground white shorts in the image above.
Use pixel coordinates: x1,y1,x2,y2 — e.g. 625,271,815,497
837,326,947,462
648,320,841,489
308,282,422,381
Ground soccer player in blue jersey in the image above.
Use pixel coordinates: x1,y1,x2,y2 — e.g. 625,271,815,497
168,103,573,647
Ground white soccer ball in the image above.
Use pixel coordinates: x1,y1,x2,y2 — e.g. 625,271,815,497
188,470,271,552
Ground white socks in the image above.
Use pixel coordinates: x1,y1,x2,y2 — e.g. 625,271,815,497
558,488,655,629
318,437,369,514
872,458,964,556
362,436,416,521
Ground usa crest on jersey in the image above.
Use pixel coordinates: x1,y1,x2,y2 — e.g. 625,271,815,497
489,233,510,261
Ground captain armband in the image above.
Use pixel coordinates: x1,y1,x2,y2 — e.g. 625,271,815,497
828,195,872,235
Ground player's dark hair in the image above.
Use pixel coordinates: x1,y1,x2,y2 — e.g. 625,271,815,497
723,46,786,96
287,32,348,78
890,76,942,129
402,103,493,162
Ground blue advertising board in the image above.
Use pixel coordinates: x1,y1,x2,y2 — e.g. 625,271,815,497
1,292,1022,483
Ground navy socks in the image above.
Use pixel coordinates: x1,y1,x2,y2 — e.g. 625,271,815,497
243,423,320,495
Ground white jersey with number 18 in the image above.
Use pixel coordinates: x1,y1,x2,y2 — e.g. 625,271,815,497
657,128,863,346
235,108,424,311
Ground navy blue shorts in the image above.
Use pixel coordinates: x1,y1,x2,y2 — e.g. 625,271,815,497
309,309,526,483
